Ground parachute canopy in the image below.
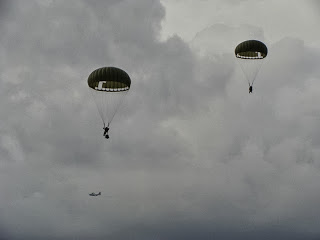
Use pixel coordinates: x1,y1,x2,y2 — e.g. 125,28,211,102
235,40,268,59
88,67,131,92
88,67,131,127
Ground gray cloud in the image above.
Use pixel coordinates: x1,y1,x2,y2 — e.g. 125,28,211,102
0,0,320,239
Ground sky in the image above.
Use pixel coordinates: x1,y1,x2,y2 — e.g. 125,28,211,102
0,0,320,239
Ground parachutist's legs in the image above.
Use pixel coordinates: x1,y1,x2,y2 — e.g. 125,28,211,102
249,85,253,94
103,124,110,138
103,126,108,136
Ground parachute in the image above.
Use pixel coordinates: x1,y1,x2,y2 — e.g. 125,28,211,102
88,67,131,128
235,40,268,88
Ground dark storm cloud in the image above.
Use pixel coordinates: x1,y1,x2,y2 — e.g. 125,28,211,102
1,0,320,239
0,0,9,19
0,1,204,238
188,24,320,235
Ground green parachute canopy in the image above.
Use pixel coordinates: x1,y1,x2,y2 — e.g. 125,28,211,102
88,67,131,127
88,67,131,92
235,40,268,59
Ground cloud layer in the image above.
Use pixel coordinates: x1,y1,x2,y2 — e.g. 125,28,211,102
0,0,320,239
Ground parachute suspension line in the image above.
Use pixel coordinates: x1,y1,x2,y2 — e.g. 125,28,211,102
90,87,129,127
237,58,264,86
238,60,251,86
90,89,106,127
106,90,129,126
251,60,264,86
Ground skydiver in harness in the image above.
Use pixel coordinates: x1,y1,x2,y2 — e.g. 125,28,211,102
103,123,110,139
249,85,253,94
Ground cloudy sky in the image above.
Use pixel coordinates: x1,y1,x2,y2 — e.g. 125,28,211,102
1,0,320,239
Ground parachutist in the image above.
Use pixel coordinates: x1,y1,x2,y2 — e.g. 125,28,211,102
249,85,253,93
103,126,109,137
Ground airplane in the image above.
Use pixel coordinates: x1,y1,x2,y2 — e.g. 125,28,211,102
89,192,101,196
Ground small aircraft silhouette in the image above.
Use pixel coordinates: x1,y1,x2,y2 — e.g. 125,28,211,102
89,192,101,196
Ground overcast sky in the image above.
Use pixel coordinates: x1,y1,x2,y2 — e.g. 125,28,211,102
1,0,320,239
